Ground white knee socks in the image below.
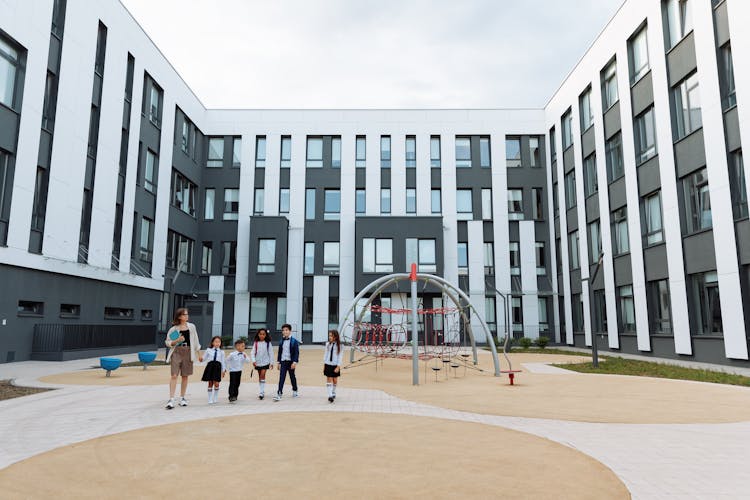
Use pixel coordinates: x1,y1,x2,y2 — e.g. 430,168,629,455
332,383,337,396
208,387,219,403
326,383,333,397
259,381,265,395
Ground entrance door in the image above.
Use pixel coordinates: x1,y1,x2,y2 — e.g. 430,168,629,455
184,300,214,347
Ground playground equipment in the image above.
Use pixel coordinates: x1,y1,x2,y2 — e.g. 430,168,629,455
338,265,503,385
99,357,122,377
138,351,157,369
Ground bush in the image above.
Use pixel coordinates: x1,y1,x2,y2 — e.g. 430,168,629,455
535,336,550,349
220,335,233,347
237,336,249,344
518,337,533,349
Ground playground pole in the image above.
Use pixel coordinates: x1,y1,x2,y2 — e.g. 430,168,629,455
410,263,419,385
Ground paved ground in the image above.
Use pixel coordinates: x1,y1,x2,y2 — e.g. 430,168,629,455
1,349,749,499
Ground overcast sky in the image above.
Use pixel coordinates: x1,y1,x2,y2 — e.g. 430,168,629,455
120,0,624,109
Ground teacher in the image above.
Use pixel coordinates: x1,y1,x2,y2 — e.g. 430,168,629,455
164,307,202,409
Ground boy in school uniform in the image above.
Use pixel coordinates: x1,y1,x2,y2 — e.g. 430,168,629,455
273,324,300,401
226,339,251,402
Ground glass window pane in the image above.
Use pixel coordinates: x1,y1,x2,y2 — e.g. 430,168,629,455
506,138,521,167
204,188,214,220
455,137,471,167
306,137,323,167
279,188,290,214
232,138,241,166
431,189,441,214
304,242,315,274
457,189,472,214
481,188,492,219
363,238,374,272
380,189,391,214
479,137,491,167
356,189,366,214
250,297,267,324
406,188,416,213
331,137,341,167
430,136,441,167
305,188,315,220
405,238,418,270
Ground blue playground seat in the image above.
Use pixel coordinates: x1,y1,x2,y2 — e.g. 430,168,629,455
100,357,122,377
138,351,157,369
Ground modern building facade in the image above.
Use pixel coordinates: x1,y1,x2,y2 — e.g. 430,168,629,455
0,0,748,366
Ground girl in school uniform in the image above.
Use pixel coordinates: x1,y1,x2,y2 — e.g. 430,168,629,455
201,335,226,404
251,328,274,400
324,329,343,403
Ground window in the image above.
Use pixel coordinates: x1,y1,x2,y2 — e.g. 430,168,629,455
104,307,134,320
60,303,81,318
506,137,521,167
509,241,520,276
672,73,703,142
457,242,468,274
508,189,523,219
564,171,576,209
42,71,58,129
481,188,492,220
405,136,416,167
455,137,471,167
331,137,341,168
538,297,549,331
201,241,212,274
689,271,722,334
569,230,580,269
363,238,393,273
355,189,366,214
305,188,316,220
572,294,584,332
302,297,314,330
147,80,162,126
728,150,747,219
380,136,391,168
139,217,153,262
207,138,223,167
144,150,157,193
250,297,267,328
588,220,602,263
583,154,598,197
406,188,416,214
532,188,544,220
611,207,630,255
222,241,237,274
562,110,573,149
380,188,391,214
593,290,607,332
617,285,636,333
279,188,290,214
648,279,672,334
535,242,546,275
223,189,239,220
31,167,47,231
324,189,341,220
555,238,562,273
484,242,494,275
306,137,323,167
512,297,523,334
405,239,437,272
0,34,22,109
479,136,491,168
355,135,366,167
324,242,340,274
180,120,190,154
329,297,339,327
304,242,315,274
634,107,657,163
257,239,276,272
601,59,619,110
280,136,291,167
641,191,664,245
457,189,473,217
606,133,624,182
171,170,196,216
664,0,692,49
580,88,593,131
276,297,287,330
255,136,266,167
430,136,441,167
230,137,241,167
18,300,43,316
718,43,736,110
204,188,215,220
166,230,194,272
550,127,557,163
629,26,650,83
682,168,712,233
485,297,497,331
431,189,441,214
529,137,540,167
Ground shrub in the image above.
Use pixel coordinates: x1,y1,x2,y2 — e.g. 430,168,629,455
535,336,550,349
220,335,233,347
518,337,533,349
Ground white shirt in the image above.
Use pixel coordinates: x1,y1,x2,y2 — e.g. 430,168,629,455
324,342,343,366
203,347,227,372
251,340,274,366
280,337,292,361
226,350,250,372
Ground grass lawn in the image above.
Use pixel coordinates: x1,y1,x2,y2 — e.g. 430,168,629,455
488,346,599,357
119,360,169,368
0,380,53,400
554,357,750,387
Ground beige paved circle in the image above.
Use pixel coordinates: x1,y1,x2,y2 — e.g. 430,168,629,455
0,412,628,499
41,350,750,424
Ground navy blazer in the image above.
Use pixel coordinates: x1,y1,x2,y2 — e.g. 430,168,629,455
277,336,300,363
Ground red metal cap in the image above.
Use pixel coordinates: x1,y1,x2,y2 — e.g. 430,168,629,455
410,263,417,281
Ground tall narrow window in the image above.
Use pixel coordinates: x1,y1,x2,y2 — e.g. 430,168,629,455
324,189,341,220
223,188,239,221
689,271,722,334
532,188,544,220
550,127,557,163
484,242,494,275
430,136,441,167
535,242,546,275
331,137,341,168
634,106,657,163
280,136,291,167
718,43,736,110
144,149,157,193
617,285,636,333
324,242,340,274
254,188,264,216
583,153,598,197
204,188,215,220
629,26,650,83
222,241,237,274
529,137,540,167
561,110,573,149
611,207,630,255
455,137,471,167
512,297,523,334
641,191,664,245
728,150,747,220
572,294,584,332
506,137,521,167
588,220,602,263
231,137,241,167
456,189,473,218
672,72,702,140
579,88,593,131
355,189,366,214
380,136,391,168
279,188,290,214
647,279,672,334
406,188,416,214
509,242,520,276
431,189,441,214
0,36,21,108
569,231,580,270
304,242,315,275
606,132,624,182
255,136,266,167
139,217,153,263
305,188,316,220
201,241,212,274
601,59,618,110
538,297,549,331
682,168,712,232
355,135,366,167
481,188,492,220
306,137,323,167
564,171,576,209
479,136,491,168
380,188,391,214
508,189,523,219
257,239,276,272
457,242,468,274
664,0,692,49
405,136,416,167
207,138,223,167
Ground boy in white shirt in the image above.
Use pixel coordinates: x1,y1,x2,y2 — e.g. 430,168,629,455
226,339,251,403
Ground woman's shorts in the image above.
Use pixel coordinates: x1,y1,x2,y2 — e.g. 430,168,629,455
324,364,340,378
170,346,193,376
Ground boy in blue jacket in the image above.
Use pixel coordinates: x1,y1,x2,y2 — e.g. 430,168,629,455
274,323,300,401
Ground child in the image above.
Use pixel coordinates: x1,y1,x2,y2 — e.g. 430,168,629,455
226,339,251,403
201,336,226,404
324,329,343,402
251,328,274,400
274,324,300,401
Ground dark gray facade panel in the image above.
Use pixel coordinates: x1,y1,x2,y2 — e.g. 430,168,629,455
572,333,586,347
594,335,748,366
354,168,366,187
405,168,416,187
666,32,697,87
380,168,390,188
637,156,661,196
455,168,491,189
280,168,291,187
608,177,627,210
613,254,632,286
674,129,706,177
551,160,557,183
37,130,52,168
569,269,581,293
248,216,288,293
0,106,19,152
458,221,469,241
563,147,575,172
483,221,494,241
725,107,741,152
630,71,654,117
603,102,622,139
534,221,549,240
254,167,265,187
430,168,441,187
643,244,669,280
585,195,599,223
167,209,198,241
590,263,605,289
714,1,730,46
682,230,717,274
554,218,560,238
737,220,750,265
565,207,577,231
581,127,596,157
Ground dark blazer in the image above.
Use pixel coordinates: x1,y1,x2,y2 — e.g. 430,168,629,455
277,336,300,363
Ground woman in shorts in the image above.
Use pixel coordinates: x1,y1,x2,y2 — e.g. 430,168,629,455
164,307,202,409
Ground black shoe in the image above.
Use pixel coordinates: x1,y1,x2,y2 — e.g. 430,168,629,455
328,396,334,403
